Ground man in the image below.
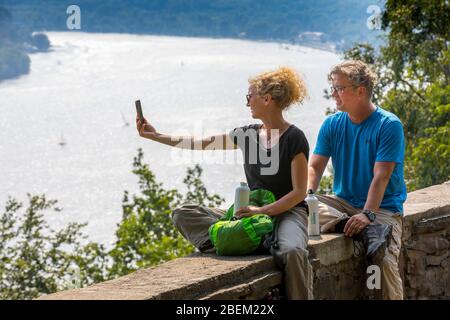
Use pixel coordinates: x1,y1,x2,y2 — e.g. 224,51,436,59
308,60,407,300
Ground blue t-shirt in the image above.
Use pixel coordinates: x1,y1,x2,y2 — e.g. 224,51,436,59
314,107,407,213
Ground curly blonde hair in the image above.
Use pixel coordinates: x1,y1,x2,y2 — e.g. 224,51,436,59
248,66,308,110
328,60,378,98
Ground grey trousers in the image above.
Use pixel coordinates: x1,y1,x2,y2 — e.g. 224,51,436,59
172,204,313,300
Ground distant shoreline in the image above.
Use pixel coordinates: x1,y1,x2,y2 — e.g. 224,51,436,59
45,30,340,53
0,31,338,84
0,33,51,83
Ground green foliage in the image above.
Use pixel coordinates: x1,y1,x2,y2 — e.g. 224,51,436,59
409,126,450,189
381,0,450,190
317,166,334,195
381,0,449,85
108,148,224,277
0,194,109,300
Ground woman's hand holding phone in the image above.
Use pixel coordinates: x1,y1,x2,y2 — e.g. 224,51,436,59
136,116,157,138
135,99,156,138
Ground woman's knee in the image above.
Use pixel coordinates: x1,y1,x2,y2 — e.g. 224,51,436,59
276,228,309,253
172,203,211,225
276,239,308,254
171,204,195,225
274,212,308,250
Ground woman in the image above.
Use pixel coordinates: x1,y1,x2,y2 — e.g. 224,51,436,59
136,66,312,300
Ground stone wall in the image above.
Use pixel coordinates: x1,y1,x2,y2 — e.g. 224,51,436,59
38,181,450,300
401,181,450,299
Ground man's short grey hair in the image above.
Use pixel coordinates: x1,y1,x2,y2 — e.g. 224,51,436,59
328,60,378,98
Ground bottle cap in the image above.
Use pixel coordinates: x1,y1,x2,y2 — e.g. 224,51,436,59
240,182,248,187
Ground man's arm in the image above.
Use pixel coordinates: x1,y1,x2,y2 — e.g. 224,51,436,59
307,154,330,192
344,161,396,237
364,161,396,211
365,120,404,211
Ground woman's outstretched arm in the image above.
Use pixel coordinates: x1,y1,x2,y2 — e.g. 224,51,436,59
136,116,237,150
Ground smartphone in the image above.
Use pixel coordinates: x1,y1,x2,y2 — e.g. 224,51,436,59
135,100,144,121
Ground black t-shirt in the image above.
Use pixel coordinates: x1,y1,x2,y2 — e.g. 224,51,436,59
229,124,309,207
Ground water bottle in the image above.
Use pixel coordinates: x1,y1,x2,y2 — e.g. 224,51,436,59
305,189,320,236
233,182,250,216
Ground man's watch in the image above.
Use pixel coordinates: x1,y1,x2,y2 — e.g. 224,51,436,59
362,209,376,222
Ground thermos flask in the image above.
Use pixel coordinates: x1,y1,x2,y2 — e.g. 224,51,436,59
233,182,250,216
306,189,320,236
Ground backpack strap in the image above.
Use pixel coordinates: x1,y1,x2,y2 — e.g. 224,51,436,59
269,216,280,250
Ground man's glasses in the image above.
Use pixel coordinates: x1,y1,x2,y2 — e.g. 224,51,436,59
330,79,368,94
329,85,355,94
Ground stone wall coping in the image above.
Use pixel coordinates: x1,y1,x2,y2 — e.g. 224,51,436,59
404,181,450,222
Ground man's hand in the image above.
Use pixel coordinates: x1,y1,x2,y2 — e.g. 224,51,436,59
344,213,371,237
235,206,264,219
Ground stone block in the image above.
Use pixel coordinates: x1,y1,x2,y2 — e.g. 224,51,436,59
411,235,449,254
426,252,449,266
414,214,450,234
425,267,446,297
405,250,426,275
441,257,450,269
405,287,419,299
406,274,420,289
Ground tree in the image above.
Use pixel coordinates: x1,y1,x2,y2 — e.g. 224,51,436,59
379,0,449,190
317,166,334,195
0,194,109,300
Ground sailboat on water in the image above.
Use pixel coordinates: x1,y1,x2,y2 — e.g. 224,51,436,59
58,133,67,147
121,111,130,127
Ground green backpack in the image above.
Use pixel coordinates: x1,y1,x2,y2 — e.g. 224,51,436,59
208,189,279,256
